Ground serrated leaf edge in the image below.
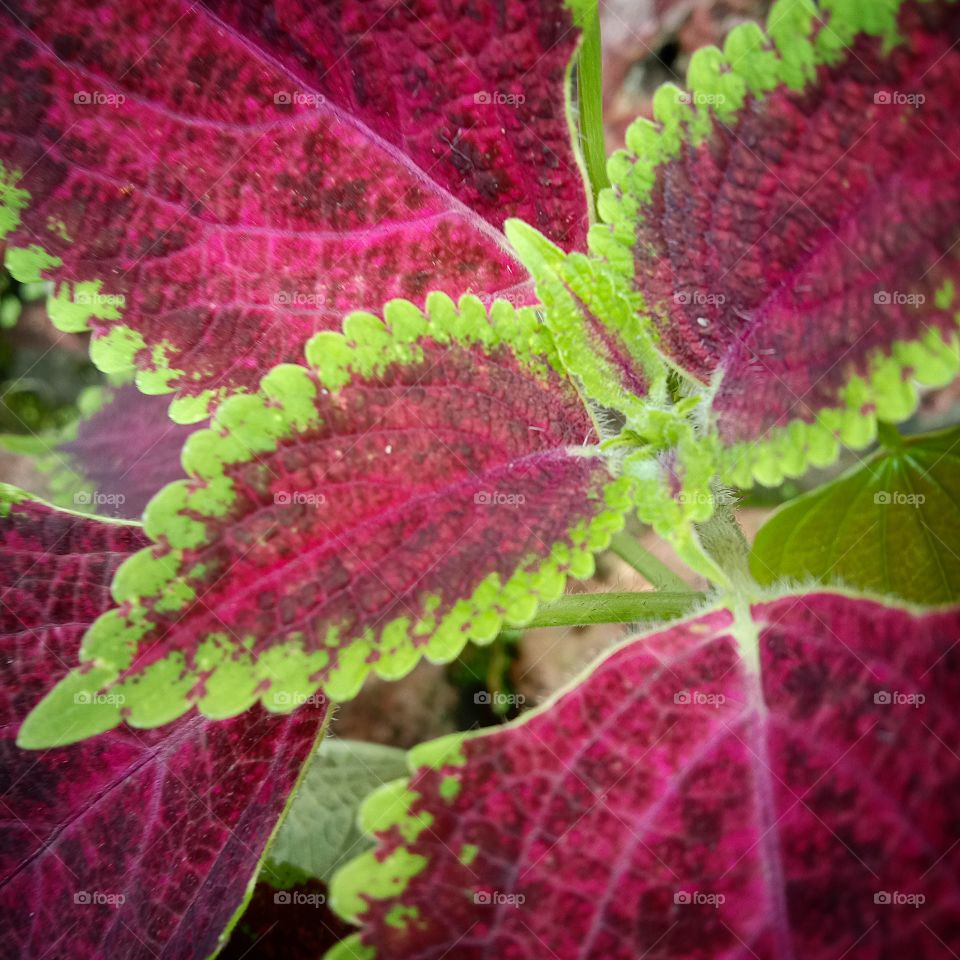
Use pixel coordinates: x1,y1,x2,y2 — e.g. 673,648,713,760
716,322,960,487
595,0,913,272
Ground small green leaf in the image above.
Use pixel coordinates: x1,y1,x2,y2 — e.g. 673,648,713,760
750,425,960,604
263,739,409,888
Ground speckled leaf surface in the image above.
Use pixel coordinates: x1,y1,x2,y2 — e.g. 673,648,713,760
0,0,593,422
19,297,633,746
1,384,192,520
328,591,960,959
0,492,327,959
597,0,960,483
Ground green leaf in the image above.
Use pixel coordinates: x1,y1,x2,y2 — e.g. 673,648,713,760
618,423,733,586
750,425,960,604
264,738,409,888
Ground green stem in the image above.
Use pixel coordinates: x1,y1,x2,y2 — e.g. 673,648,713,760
876,421,904,451
693,506,750,587
526,591,703,629
608,531,693,593
575,6,610,204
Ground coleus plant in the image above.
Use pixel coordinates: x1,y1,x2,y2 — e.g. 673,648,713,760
1,0,959,958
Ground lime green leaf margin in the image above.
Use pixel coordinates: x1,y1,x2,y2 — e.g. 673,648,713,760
325,735,470,960
594,0,910,277
0,158,210,422
717,323,960,488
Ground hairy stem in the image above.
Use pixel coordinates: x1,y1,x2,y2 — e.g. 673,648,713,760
526,590,704,628
694,504,751,586
608,531,692,592
574,5,610,202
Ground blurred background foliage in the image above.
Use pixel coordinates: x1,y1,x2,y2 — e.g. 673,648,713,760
0,265,100,436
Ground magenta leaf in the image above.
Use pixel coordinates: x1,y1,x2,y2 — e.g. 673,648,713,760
328,591,960,959
0,489,327,959
18,296,634,746
0,0,594,422
1,383,192,520
597,0,960,482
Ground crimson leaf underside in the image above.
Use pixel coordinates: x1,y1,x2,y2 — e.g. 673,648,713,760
333,593,960,960
1,384,192,520
0,495,326,959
